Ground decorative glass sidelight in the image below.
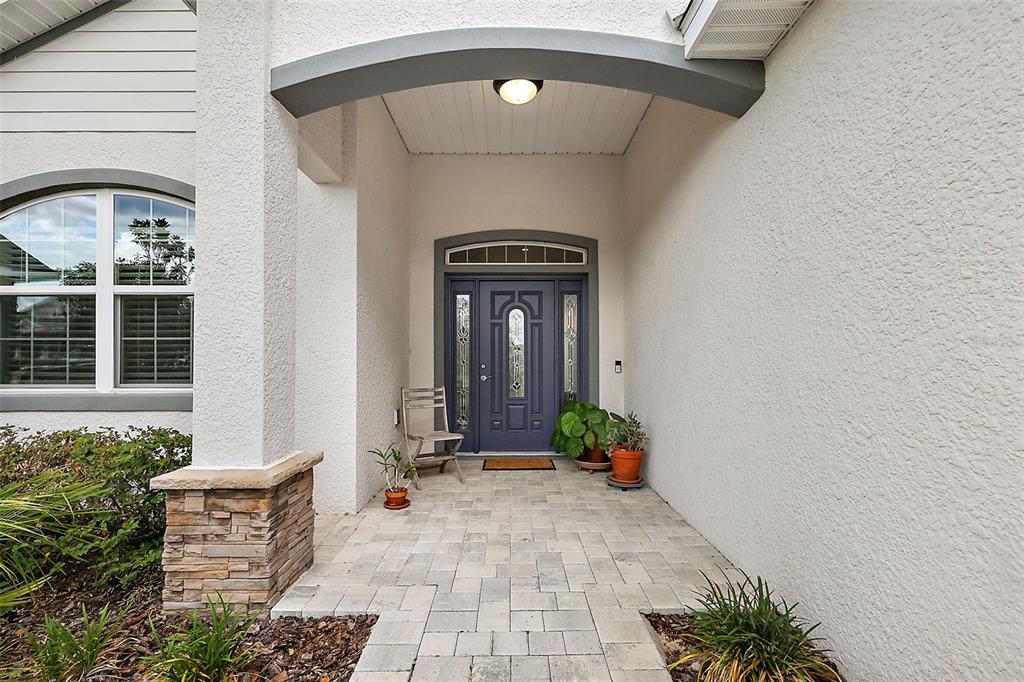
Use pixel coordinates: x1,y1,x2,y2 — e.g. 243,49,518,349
563,294,578,400
508,308,525,398
455,293,471,431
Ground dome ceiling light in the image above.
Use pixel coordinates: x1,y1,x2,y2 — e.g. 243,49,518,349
493,79,543,105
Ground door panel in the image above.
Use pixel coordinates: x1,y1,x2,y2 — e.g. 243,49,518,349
478,280,556,451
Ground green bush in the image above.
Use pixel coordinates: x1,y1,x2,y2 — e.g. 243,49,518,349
0,425,191,585
26,604,122,681
147,594,257,681
671,571,844,682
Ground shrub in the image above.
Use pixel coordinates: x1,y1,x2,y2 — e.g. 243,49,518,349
0,425,191,585
671,571,844,682
147,594,258,681
26,603,122,681
0,475,99,610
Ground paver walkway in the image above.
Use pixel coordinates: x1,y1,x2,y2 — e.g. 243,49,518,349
272,457,739,681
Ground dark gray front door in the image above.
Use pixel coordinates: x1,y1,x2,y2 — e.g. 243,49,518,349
446,276,587,452
478,279,556,451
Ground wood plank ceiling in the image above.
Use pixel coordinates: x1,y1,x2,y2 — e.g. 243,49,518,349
0,0,106,52
382,80,653,155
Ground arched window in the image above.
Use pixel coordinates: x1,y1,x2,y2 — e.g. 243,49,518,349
0,189,195,389
446,241,587,266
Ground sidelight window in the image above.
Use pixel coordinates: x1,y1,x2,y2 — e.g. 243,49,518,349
454,293,471,431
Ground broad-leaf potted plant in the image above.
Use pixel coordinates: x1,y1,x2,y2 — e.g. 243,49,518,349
604,412,648,484
369,443,417,510
550,400,620,463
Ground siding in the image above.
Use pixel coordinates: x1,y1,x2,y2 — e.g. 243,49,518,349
0,0,195,132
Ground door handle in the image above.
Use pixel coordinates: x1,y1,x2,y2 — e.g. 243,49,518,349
480,374,494,382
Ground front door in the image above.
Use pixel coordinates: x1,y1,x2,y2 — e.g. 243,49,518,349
446,276,586,452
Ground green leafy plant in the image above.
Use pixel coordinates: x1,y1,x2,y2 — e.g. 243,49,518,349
369,442,417,492
604,411,648,452
26,603,122,681
550,400,620,459
0,475,100,610
0,425,191,585
147,593,257,681
670,571,844,682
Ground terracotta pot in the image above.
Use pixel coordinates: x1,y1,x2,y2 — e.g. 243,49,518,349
580,444,609,464
384,489,408,509
609,449,644,483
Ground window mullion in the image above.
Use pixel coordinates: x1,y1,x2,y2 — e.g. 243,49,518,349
95,189,115,392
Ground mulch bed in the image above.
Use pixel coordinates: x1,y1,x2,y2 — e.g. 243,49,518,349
643,613,700,682
0,567,377,681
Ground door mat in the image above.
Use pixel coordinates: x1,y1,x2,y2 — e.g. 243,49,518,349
482,458,556,471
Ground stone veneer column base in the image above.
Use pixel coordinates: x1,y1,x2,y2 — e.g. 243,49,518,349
151,451,323,611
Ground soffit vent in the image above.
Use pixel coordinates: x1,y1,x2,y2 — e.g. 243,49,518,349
672,0,815,60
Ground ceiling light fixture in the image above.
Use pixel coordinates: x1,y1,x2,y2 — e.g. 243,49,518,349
493,79,543,105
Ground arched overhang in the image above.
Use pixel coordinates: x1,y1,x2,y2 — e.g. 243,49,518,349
1,168,195,213
271,27,764,119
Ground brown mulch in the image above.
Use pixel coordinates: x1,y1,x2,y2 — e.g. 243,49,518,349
643,613,700,682
0,567,377,681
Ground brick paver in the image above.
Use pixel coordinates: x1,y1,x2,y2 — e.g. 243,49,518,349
274,457,738,680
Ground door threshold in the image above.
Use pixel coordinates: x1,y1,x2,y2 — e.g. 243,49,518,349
465,451,561,458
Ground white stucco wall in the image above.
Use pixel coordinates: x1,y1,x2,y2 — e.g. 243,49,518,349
355,97,411,510
294,164,358,514
270,0,677,66
1,411,192,434
622,2,1023,680
407,155,626,422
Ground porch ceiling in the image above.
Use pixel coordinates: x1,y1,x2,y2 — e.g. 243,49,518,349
383,80,653,155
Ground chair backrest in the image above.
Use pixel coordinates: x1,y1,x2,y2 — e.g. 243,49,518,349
401,387,450,434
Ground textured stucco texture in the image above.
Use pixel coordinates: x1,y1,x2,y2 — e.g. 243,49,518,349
270,0,678,66
623,2,1023,680
407,155,626,418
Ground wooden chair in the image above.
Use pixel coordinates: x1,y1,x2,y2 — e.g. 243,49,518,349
401,387,465,489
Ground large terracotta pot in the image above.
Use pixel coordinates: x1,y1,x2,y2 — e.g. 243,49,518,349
609,449,644,483
580,444,609,464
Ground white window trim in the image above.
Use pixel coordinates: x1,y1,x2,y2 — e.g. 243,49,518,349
0,188,194,396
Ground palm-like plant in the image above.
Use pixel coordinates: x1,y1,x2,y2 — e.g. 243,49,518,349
670,571,844,682
0,475,99,610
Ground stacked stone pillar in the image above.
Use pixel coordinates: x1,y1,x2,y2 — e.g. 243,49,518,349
151,451,322,611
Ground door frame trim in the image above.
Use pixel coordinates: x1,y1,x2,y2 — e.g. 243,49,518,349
434,230,599,439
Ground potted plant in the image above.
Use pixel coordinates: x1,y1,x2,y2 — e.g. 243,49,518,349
369,443,417,510
604,412,648,484
550,400,620,463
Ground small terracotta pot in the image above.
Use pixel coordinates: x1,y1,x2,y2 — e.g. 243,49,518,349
580,444,609,464
609,449,644,483
384,489,408,509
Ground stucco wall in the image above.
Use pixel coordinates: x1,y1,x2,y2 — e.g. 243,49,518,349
407,155,626,421
293,162,358,514
622,2,1023,680
355,97,411,510
270,0,677,66
1,411,192,434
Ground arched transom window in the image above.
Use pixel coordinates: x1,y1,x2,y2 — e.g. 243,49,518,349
445,241,587,266
0,189,195,388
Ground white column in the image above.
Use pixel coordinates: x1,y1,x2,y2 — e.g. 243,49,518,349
191,0,298,468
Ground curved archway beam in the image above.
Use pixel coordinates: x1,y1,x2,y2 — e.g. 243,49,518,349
271,28,764,119
1,168,195,212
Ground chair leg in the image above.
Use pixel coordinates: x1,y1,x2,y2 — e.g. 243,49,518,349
446,440,465,484
409,440,425,491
